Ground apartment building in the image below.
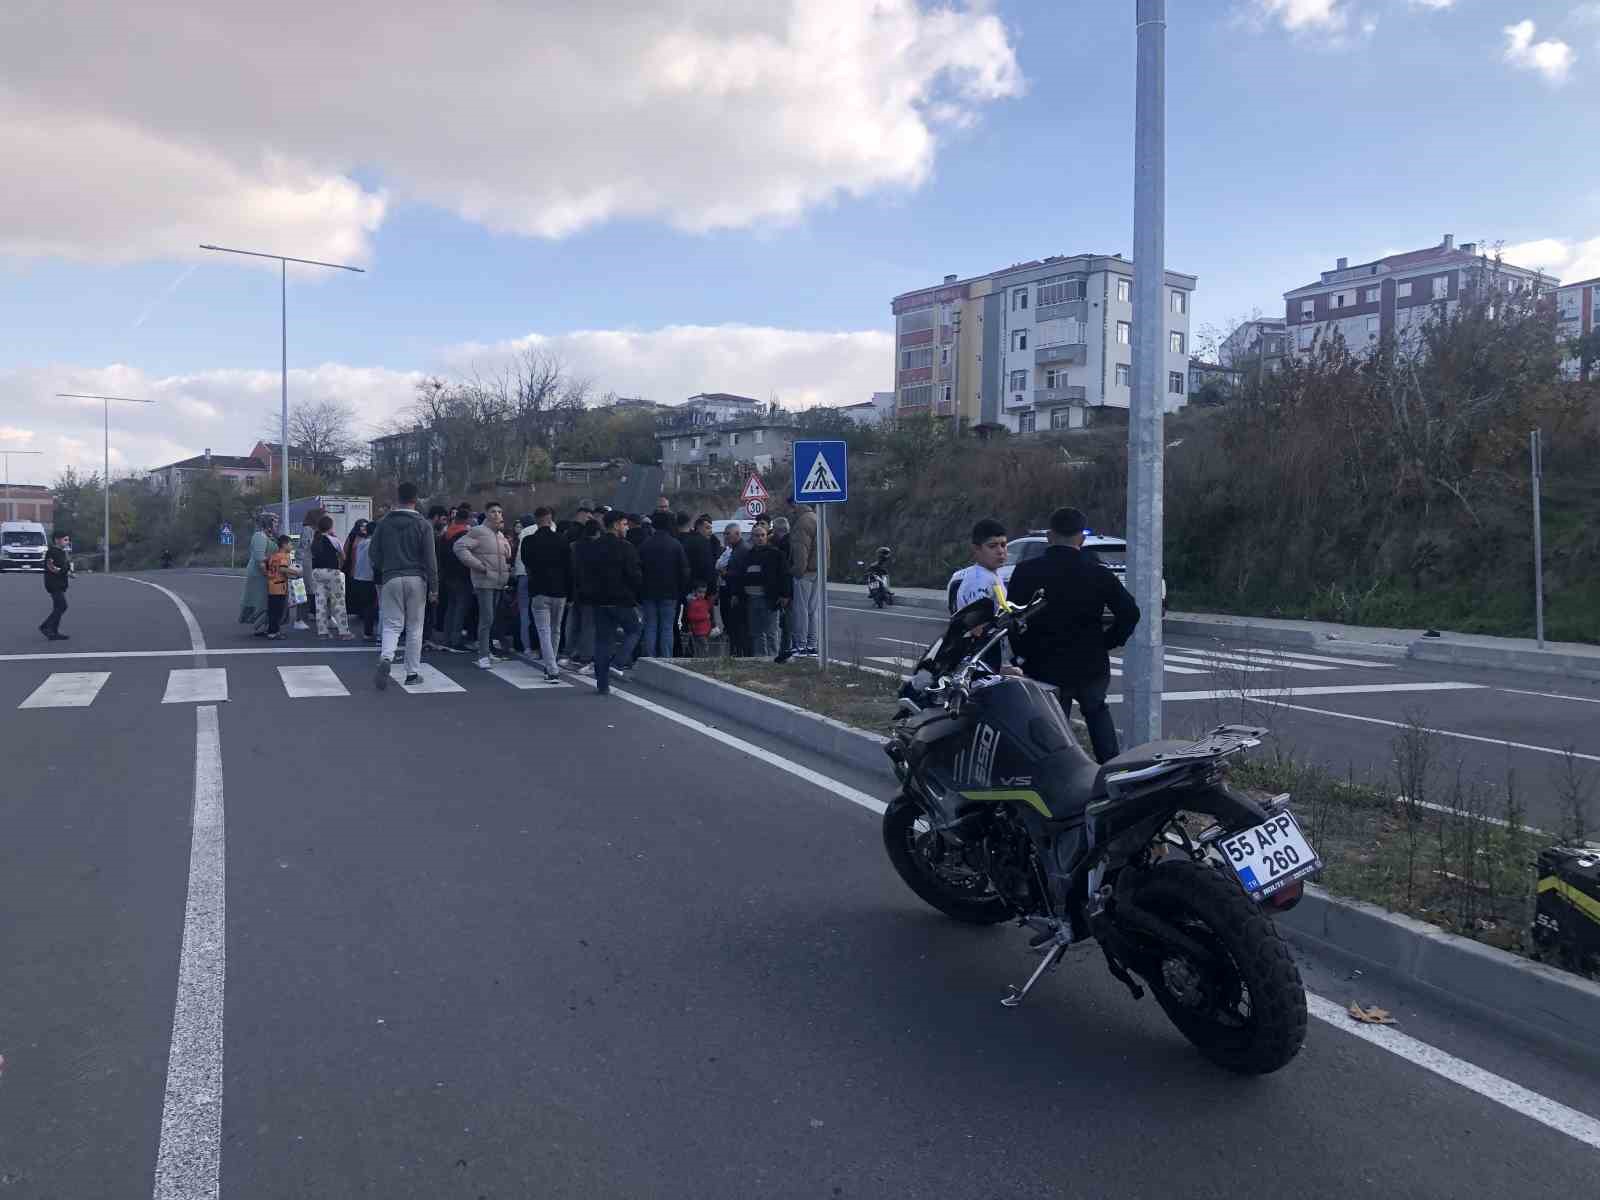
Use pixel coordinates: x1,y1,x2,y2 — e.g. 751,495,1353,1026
890,254,1196,435
1557,276,1599,382
1284,234,1557,357
1219,318,1290,377
148,450,269,496
250,441,345,479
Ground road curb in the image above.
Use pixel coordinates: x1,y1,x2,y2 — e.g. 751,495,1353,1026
1161,617,1411,661
1407,638,1600,683
629,657,1600,1049
1277,886,1600,1053
628,659,891,777
826,585,946,613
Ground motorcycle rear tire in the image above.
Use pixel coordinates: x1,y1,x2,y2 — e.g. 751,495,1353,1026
873,593,886,609
882,798,1010,925
1132,861,1307,1075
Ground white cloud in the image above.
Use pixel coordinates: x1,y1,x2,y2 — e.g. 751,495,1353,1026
0,323,892,482
1251,0,1350,33
0,1,1020,263
1574,3,1600,24
1410,0,1454,10
1500,235,1600,282
1503,19,1577,83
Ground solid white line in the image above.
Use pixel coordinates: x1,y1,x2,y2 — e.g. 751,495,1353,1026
277,665,349,698
121,576,207,653
0,646,374,663
1306,993,1600,1151
18,671,111,708
1498,686,1600,706
1257,701,1600,763
829,604,947,624
1107,681,1486,704
163,669,228,704
152,704,226,1199
879,637,934,648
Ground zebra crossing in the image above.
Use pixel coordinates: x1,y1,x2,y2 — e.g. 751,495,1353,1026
862,644,1393,678
14,659,572,709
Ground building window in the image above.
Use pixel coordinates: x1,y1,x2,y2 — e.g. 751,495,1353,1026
1396,282,1412,300
1011,329,1028,351
1116,321,1131,345
1009,369,1029,391
899,306,934,333
1298,327,1314,349
1115,363,1131,387
730,432,740,446
900,346,933,370
1168,371,1185,395
1013,289,1029,311
1018,411,1035,433
1116,278,1131,303
1301,300,1315,320
754,430,765,445
692,437,701,450
901,385,933,407
942,384,952,405
1332,292,1350,309
1044,367,1065,388
1170,290,1187,315
1432,276,1449,300
1038,277,1083,307
1365,287,1379,303
1366,315,1379,337
1050,407,1073,430
939,346,949,367
1170,331,1185,355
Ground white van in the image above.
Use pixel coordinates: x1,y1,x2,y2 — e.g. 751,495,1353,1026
0,521,48,571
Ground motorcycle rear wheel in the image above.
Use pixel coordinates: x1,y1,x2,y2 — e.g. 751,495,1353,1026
1131,861,1307,1075
882,798,1010,925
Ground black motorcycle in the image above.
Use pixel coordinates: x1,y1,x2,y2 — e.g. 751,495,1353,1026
882,594,1320,1075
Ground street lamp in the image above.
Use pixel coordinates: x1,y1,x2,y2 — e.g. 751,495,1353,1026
0,448,44,523
198,244,365,534
54,393,156,575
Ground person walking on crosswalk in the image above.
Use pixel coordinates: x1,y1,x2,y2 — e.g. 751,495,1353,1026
368,482,439,690
39,529,72,641
453,500,513,669
309,514,356,640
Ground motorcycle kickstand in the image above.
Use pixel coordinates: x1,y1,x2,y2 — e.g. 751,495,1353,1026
1001,942,1065,1009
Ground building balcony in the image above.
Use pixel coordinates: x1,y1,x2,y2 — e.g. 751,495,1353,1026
1034,343,1087,367
1033,386,1086,407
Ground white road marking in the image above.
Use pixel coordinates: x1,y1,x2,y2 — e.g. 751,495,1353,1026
1197,650,1340,672
394,663,465,694
1105,681,1486,704
1305,993,1600,1152
1498,686,1600,706
121,576,207,653
1257,700,1600,764
277,665,349,698
879,637,934,648
1227,647,1396,668
1160,652,1274,673
152,705,226,1199
866,656,922,671
0,647,375,663
829,604,946,624
488,659,568,689
1110,656,1211,676
163,669,228,704
18,671,111,708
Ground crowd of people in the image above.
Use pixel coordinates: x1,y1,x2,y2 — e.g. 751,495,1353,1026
239,483,829,696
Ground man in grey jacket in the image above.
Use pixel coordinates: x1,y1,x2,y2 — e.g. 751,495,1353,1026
785,495,827,658
453,500,513,668
368,482,439,689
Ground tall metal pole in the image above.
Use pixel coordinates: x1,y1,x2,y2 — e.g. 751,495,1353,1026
1532,429,1545,648
1124,0,1167,744
817,504,829,671
282,257,289,533
55,394,154,574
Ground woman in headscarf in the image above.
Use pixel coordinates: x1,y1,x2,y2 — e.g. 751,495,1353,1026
343,518,378,640
239,511,278,635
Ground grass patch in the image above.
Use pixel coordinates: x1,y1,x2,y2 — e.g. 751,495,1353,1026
676,657,905,736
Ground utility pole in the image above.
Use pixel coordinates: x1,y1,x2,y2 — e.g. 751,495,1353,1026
1123,0,1167,744
1532,429,1545,649
54,394,155,574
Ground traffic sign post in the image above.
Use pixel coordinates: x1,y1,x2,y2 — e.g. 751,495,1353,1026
741,472,769,504
745,497,766,519
220,522,235,566
792,440,848,671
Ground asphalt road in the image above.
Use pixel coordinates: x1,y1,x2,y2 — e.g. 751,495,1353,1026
3,568,1599,1197
827,595,1600,834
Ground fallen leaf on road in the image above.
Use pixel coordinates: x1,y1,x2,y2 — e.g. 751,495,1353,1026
1347,1002,1396,1025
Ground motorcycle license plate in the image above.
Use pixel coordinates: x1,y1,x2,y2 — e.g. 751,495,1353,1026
1217,812,1321,898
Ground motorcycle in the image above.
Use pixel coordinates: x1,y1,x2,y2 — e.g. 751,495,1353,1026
881,592,1319,1075
862,549,894,608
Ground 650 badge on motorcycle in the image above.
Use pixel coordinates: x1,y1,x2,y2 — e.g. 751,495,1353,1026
1217,811,1322,899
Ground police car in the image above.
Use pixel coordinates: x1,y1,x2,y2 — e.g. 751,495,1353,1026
945,532,1166,614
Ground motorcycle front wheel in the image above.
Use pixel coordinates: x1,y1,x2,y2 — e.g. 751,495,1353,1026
1130,861,1307,1075
882,798,1010,925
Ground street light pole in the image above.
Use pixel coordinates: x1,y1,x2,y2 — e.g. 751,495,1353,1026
1124,0,1168,745
55,394,156,574
0,449,44,523
198,244,364,531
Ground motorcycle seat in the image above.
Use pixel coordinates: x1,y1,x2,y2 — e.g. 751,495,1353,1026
1097,739,1210,781
1037,745,1106,820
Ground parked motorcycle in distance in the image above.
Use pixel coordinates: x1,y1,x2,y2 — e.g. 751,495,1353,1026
881,591,1319,1075
861,547,895,608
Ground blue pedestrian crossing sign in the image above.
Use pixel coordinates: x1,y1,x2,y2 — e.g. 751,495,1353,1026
219,521,234,546
792,440,848,504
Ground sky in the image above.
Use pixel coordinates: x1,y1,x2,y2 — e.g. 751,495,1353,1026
2,0,1597,484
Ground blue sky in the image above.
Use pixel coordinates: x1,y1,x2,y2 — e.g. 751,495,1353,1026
2,0,1596,480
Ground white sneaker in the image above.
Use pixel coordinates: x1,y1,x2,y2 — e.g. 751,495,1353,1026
476,656,494,669
292,621,310,631
576,662,595,676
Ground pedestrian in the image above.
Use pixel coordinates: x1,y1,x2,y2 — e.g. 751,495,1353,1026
718,522,749,656
514,511,538,661
573,510,642,695
950,518,1010,612
424,505,450,649
684,514,721,606
684,580,716,657
672,512,695,656
309,514,355,639
264,533,299,640
562,502,599,667
521,505,571,683
770,515,792,657
655,493,672,517
739,522,790,657
638,511,690,659
39,529,73,641
294,507,323,631
368,481,440,689
785,493,826,658
626,514,649,549
240,511,278,634
1006,506,1140,763
454,500,513,669
343,519,378,640
438,502,475,652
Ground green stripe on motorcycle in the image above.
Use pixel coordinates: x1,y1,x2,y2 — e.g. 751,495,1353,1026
960,789,1052,818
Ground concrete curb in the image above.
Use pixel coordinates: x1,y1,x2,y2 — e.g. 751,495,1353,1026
1277,886,1600,1053
826,585,946,613
1408,637,1600,683
629,657,1600,1049
628,658,891,777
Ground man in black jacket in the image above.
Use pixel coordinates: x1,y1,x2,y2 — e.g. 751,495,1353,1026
521,506,573,682
738,522,791,658
1006,506,1140,763
573,510,643,694
40,530,72,640
638,511,690,660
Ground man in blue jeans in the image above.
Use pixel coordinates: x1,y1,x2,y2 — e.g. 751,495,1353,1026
573,510,643,695
637,511,690,660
